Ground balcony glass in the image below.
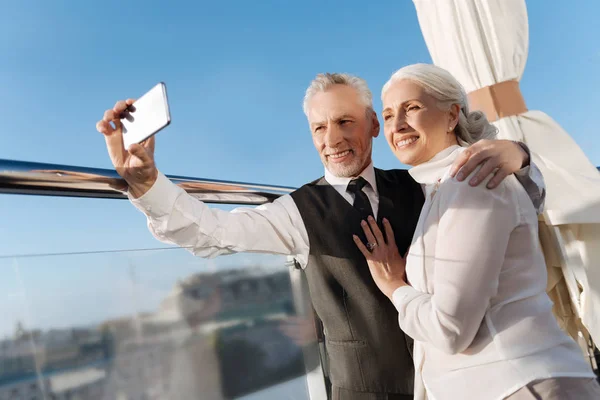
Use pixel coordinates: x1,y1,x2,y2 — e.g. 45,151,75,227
0,197,322,400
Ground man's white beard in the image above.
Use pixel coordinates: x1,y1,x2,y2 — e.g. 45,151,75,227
324,155,366,178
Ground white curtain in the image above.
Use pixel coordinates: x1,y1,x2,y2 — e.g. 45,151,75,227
412,0,600,347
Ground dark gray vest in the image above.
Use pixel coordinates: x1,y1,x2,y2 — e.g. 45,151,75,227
290,168,425,394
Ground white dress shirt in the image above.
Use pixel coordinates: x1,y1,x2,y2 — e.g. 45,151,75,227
130,160,544,273
392,146,594,400
130,162,379,269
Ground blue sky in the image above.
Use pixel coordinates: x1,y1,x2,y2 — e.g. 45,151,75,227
0,1,598,334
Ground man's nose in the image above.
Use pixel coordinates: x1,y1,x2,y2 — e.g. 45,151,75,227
324,125,344,147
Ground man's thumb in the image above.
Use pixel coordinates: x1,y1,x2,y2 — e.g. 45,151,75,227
127,143,151,163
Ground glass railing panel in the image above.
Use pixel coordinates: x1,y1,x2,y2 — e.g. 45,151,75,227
0,245,321,400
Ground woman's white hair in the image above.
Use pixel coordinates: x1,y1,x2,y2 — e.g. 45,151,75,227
303,73,373,116
381,63,497,145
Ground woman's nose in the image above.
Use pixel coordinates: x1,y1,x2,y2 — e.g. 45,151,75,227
393,116,408,132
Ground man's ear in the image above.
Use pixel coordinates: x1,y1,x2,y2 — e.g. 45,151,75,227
371,110,381,138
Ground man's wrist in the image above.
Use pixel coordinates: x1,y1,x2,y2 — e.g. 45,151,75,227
513,141,531,168
127,170,159,199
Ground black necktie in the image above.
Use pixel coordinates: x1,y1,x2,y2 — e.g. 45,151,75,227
347,177,374,221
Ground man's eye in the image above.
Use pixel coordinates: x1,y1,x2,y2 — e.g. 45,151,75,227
407,105,420,111
383,115,392,121
340,119,351,125
314,126,324,133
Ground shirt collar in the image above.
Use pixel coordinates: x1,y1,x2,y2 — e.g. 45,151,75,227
408,145,463,185
324,161,378,194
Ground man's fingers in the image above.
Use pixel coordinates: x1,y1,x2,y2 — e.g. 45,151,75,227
141,135,155,154
102,99,135,126
456,149,489,181
96,120,113,135
101,108,125,161
103,127,126,162
98,98,140,171
450,148,471,177
113,100,129,116
103,109,117,123
486,168,509,189
468,158,498,186
353,235,371,259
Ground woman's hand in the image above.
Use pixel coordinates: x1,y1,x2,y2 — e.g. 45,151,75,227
353,216,408,300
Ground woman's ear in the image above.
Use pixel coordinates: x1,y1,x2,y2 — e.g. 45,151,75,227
448,104,461,131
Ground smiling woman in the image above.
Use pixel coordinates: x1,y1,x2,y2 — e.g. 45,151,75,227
381,64,497,166
354,63,600,400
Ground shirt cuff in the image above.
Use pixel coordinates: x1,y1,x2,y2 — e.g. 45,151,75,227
128,171,183,218
514,162,546,214
391,285,420,312
514,165,530,178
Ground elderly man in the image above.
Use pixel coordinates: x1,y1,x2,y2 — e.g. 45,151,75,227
96,73,544,400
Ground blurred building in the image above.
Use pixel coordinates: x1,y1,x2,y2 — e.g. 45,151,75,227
0,266,306,399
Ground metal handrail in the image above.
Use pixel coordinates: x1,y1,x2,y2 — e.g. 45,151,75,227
0,159,295,205
1,158,598,205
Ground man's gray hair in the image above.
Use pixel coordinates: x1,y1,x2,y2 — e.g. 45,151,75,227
303,73,374,116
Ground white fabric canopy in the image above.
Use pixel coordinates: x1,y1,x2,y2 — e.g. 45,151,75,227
413,0,600,354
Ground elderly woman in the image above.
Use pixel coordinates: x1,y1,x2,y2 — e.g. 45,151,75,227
353,64,599,400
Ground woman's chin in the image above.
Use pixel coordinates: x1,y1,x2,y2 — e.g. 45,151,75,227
394,150,420,167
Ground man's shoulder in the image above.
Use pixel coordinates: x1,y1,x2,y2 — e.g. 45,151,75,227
288,176,333,212
289,177,325,202
293,176,326,191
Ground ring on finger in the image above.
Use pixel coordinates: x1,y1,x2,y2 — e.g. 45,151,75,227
367,242,378,251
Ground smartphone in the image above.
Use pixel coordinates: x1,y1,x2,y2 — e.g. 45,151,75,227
121,82,171,149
